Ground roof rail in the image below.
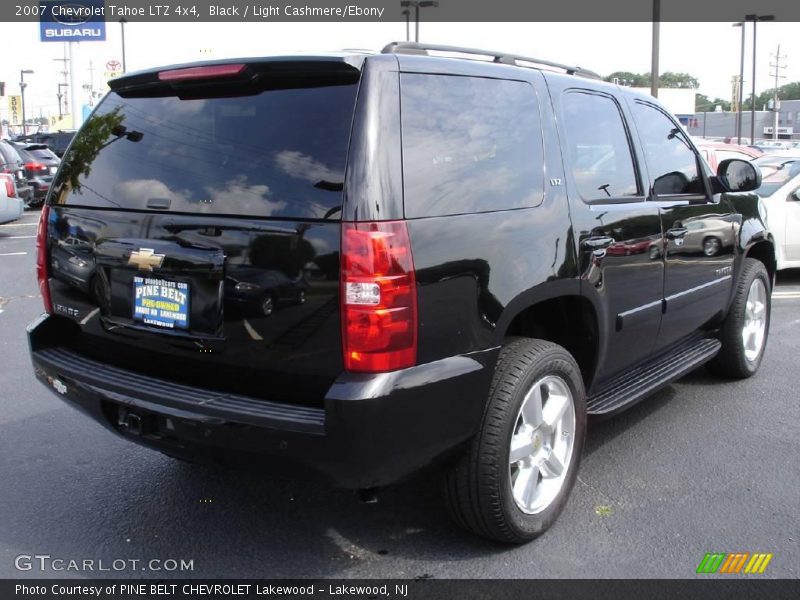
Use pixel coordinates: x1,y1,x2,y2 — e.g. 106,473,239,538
381,41,601,80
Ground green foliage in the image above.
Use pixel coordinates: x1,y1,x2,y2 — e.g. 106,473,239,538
603,71,650,87
696,93,731,112
54,108,124,198
742,81,800,111
603,71,699,89
659,72,699,89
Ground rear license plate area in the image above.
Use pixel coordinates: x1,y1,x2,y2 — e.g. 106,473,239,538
133,276,190,330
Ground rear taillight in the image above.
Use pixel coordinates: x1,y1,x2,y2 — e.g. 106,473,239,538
25,162,48,173
36,205,53,314
341,221,418,373
1,174,15,198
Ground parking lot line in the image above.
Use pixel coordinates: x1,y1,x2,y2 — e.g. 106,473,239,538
1,235,36,239
0,222,38,228
0,252,28,256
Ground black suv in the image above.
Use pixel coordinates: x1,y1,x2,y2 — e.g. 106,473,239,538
28,43,774,543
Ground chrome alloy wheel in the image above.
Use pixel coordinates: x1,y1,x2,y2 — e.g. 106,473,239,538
508,375,576,514
742,278,767,362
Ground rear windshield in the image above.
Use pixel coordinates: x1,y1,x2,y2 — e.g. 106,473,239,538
0,142,22,165
50,79,358,219
28,147,59,160
14,147,33,162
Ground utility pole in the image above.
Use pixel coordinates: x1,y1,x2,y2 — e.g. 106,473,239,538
87,59,96,106
732,21,745,143
746,14,775,144
54,43,70,119
769,44,787,140
650,0,660,98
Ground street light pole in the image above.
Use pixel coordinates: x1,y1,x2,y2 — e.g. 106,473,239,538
733,22,745,144
416,1,438,42
120,18,127,73
402,9,410,41
19,69,34,137
746,14,775,144
650,0,660,98
400,1,438,43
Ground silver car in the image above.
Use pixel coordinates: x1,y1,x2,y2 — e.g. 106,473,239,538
0,173,24,224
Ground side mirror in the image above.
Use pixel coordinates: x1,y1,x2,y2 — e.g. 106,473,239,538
792,189,800,202
717,159,761,192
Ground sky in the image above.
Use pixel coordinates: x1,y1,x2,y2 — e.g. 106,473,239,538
1,20,799,123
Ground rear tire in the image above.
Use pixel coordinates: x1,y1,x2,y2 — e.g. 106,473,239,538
708,258,771,378
443,338,586,544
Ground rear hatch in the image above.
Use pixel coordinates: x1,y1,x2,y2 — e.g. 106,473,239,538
43,58,363,407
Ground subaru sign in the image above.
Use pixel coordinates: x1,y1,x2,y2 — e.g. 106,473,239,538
40,1,106,42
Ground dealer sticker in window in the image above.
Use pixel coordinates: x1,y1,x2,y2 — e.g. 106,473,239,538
133,276,189,329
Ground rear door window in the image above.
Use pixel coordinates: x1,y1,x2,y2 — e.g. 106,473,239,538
51,78,359,219
561,91,640,202
400,74,544,218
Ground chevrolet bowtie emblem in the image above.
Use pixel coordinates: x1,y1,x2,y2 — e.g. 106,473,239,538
128,248,165,272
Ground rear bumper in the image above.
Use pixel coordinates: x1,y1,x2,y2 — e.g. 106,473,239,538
28,313,497,488
17,185,33,203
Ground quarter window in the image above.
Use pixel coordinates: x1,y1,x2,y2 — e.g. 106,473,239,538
401,74,544,218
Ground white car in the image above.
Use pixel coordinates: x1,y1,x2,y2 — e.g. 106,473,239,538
0,173,24,225
753,154,800,270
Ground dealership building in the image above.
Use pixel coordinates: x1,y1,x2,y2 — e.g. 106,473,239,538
685,99,800,142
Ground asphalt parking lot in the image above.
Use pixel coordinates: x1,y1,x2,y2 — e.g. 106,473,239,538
1,210,798,579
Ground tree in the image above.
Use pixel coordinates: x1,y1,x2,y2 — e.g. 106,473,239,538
658,72,699,89
57,107,124,194
696,93,731,112
603,71,650,87
603,71,700,89
742,81,800,111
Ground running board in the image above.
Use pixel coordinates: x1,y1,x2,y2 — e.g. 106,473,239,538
587,336,721,416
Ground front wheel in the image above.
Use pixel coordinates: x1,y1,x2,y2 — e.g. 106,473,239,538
708,258,771,378
443,338,586,544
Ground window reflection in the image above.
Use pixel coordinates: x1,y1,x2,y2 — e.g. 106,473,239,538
632,102,704,196
562,92,639,201
53,82,358,219
401,74,544,218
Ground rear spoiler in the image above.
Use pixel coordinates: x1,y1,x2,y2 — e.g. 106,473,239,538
109,56,364,97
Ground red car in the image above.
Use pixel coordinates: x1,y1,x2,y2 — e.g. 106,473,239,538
693,140,761,171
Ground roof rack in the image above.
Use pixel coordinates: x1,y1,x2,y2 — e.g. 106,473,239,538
381,41,601,80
